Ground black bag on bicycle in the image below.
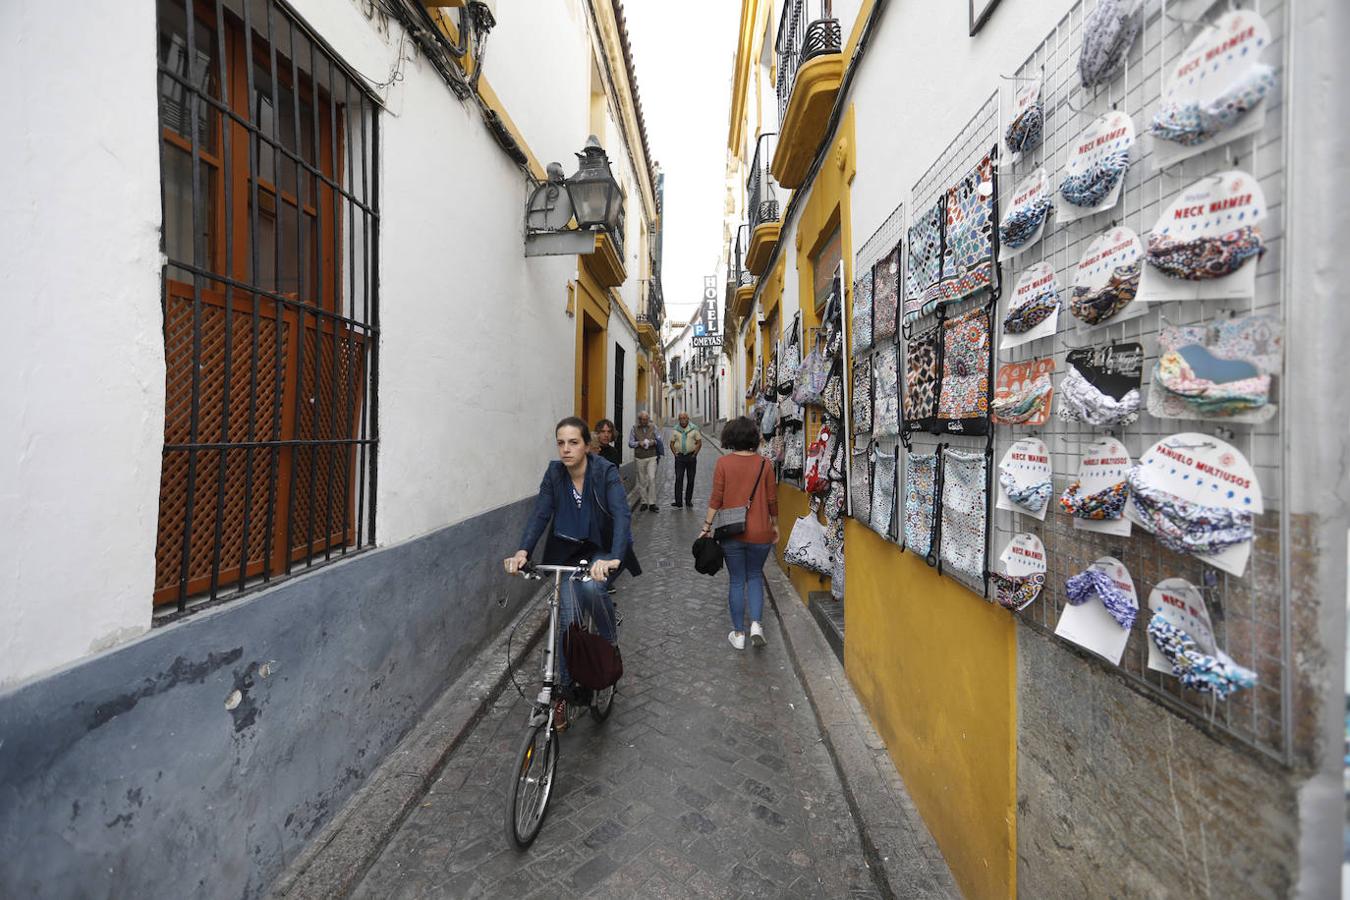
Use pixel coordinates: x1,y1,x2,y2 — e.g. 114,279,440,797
564,624,623,690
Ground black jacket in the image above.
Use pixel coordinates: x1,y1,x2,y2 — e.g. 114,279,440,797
517,454,642,576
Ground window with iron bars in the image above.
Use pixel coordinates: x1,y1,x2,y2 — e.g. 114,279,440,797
155,0,379,614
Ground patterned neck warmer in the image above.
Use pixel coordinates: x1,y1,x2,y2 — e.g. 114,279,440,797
1059,479,1129,520
1060,149,1131,208
991,571,1045,612
992,375,1053,424
1150,65,1277,147
1147,612,1257,699
1005,101,1044,155
1146,226,1264,281
1126,466,1254,555
1057,365,1141,426
1079,0,1141,88
1070,262,1139,325
1003,288,1058,334
999,197,1053,249
1153,350,1270,415
998,469,1052,513
1065,568,1136,630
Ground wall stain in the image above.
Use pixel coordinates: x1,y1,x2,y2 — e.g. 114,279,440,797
228,662,265,733
86,648,244,731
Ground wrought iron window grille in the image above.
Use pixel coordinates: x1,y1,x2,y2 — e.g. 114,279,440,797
748,132,781,232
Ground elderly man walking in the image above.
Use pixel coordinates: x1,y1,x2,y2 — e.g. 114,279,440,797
628,411,664,512
669,412,703,508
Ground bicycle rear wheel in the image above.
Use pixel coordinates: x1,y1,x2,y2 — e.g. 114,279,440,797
506,719,558,848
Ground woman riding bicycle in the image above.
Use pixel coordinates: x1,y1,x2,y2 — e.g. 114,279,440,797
503,417,640,711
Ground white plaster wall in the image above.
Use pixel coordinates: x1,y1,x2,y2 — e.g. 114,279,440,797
0,1,164,687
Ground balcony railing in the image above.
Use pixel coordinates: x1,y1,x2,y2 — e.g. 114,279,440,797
734,224,754,287
611,204,626,257
775,0,842,125
747,132,781,232
638,277,664,332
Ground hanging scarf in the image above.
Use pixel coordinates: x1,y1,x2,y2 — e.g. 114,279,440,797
1079,0,1142,88
1005,101,1044,155
1150,65,1277,146
1126,466,1254,555
1065,567,1136,630
1003,289,1058,334
1060,149,1130,208
991,571,1045,612
1057,364,1141,426
1153,350,1270,415
998,469,1052,513
991,375,1053,425
1147,613,1257,699
999,197,1052,249
1069,262,1139,325
1146,226,1264,281
1059,479,1128,520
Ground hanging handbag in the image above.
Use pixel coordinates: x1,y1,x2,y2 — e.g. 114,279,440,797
564,621,623,690
777,329,801,396
822,358,844,420
713,458,767,540
760,401,779,436
778,396,803,427
793,345,831,406
783,427,805,478
804,422,835,495
691,534,725,575
785,506,833,575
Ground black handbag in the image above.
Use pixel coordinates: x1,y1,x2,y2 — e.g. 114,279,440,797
565,623,623,690
691,535,725,575
713,459,767,540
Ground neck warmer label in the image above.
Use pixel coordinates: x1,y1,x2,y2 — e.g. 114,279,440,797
996,438,1052,522
992,532,1047,611
1146,578,1257,701
1057,111,1135,224
1125,434,1262,576
992,357,1055,427
1072,438,1134,538
999,168,1051,260
1055,556,1137,666
1152,10,1274,168
1003,79,1043,162
1071,226,1146,331
1139,170,1266,303
1002,262,1061,350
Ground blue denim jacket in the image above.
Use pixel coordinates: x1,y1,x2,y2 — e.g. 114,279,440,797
516,454,641,576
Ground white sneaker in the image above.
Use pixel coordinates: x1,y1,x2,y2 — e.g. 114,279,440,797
728,630,746,650
750,622,766,647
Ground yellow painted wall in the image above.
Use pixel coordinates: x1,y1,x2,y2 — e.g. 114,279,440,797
843,520,1017,899
774,484,830,603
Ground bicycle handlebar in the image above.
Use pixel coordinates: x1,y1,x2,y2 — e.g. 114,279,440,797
517,561,590,580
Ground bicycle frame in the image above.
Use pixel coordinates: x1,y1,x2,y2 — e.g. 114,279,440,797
520,563,588,729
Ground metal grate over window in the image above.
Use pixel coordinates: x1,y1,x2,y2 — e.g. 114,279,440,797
154,0,379,615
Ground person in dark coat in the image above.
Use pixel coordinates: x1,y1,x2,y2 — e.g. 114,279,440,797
505,417,639,708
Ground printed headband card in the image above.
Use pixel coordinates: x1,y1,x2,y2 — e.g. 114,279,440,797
1069,437,1133,537
994,533,1048,612
1146,577,1216,673
1055,556,1138,666
992,358,1055,427
1003,78,1043,164
1146,313,1281,425
996,437,1052,522
1065,342,1144,401
1138,170,1266,303
1056,111,1135,225
1150,10,1274,168
1001,262,1060,352
999,169,1051,261
1125,433,1262,576
1071,227,1147,333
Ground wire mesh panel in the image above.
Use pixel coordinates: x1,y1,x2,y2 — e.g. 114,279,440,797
154,0,380,615
986,0,1291,761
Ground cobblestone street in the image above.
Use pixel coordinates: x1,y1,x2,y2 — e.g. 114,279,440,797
352,444,905,898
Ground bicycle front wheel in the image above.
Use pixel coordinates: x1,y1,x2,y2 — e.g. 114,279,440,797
506,720,559,848
590,684,616,722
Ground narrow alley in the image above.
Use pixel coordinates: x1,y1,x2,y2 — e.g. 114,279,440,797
350,442,955,899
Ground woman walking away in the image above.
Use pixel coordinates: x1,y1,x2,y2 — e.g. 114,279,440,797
505,417,640,723
700,416,778,650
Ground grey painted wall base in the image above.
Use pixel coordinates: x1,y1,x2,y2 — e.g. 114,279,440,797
1016,624,1299,898
0,495,541,900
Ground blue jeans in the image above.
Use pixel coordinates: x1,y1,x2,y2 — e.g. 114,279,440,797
722,540,772,632
555,576,617,691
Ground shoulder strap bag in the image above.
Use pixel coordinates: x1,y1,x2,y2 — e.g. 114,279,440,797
714,459,767,541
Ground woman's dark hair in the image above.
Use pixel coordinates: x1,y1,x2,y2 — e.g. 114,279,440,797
721,416,761,452
555,416,591,444
594,418,616,433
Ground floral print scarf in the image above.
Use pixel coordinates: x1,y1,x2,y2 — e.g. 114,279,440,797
940,449,988,580
938,306,991,424
904,198,945,325
938,155,995,306
872,244,902,342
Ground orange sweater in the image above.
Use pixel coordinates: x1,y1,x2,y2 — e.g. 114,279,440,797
709,453,779,544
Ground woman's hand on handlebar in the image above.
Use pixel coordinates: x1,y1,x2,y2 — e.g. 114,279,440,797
504,550,529,575
589,558,621,582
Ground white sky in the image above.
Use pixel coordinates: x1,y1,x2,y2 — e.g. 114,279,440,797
622,1,742,323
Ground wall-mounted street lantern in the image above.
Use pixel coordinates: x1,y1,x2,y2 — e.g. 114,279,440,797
524,135,623,257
